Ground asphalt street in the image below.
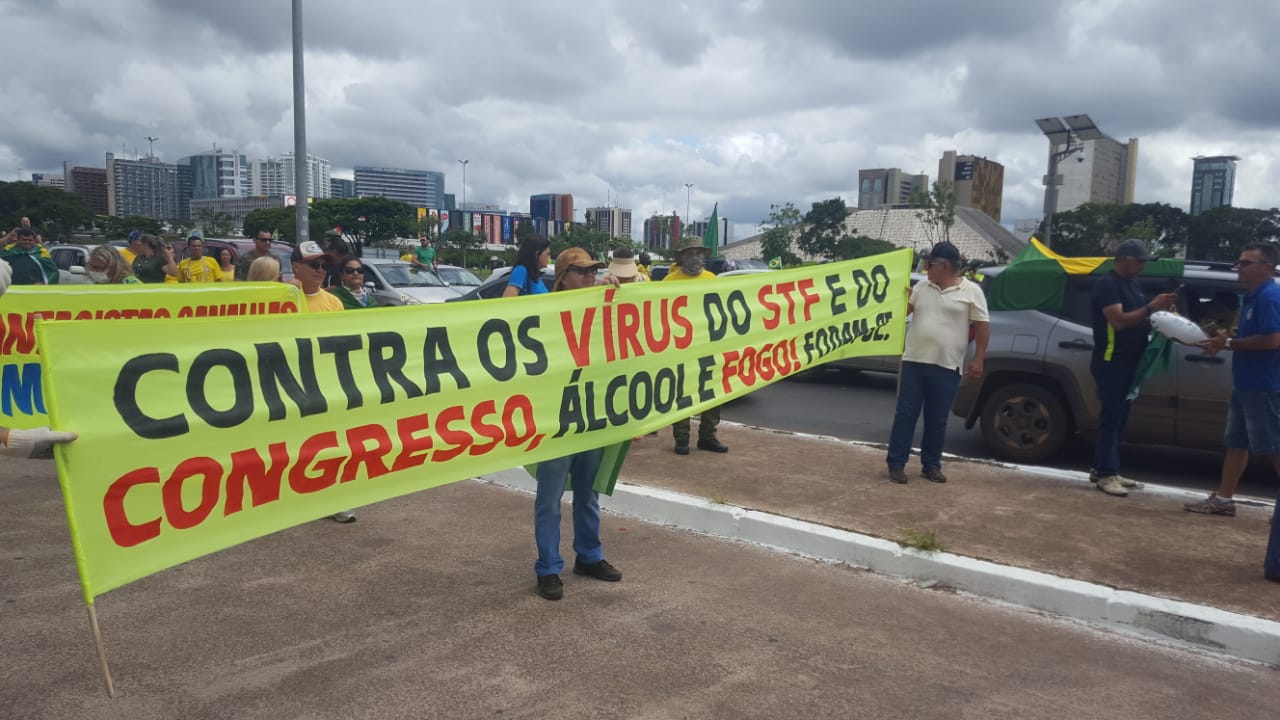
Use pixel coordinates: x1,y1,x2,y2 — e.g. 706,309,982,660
721,368,1280,499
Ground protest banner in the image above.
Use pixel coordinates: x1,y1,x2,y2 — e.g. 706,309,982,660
2,283,305,429
37,249,911,603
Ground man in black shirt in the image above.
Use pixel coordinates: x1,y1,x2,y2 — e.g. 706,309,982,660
1089,239,1177,496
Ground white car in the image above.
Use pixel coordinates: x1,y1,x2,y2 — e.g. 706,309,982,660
363,259,463,304
433,264,483,288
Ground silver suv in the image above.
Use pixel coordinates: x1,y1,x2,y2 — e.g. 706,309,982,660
952,263,1258,463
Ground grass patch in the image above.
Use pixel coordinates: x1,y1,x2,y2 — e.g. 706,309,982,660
897,527,944,553
709,493,731,505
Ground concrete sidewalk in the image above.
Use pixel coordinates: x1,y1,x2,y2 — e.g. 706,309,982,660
2,456,1280,720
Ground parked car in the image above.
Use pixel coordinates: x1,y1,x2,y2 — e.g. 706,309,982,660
433,264,483,288
362,258,461,304
47,243,97,284
951,261,1259,463
707,257,770,274
169,237,298,281
446,265,557,302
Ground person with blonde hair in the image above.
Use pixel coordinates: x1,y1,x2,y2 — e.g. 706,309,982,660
246,255,281,282
86,245,140,284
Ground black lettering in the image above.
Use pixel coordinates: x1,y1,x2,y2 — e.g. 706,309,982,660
318,334,365,410
826,273,847,316
254,340,327,422
423,327,471,393
727,290,752,335
628,371,653,421
697,354,717,402
605,374,628,426
369,332,423,403
477,319,517,382
517,316,548,376
555,369,586,438
187,349,253,429
114,353,189,439
704,294,728,342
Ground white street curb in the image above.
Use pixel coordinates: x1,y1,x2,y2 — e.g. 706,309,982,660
483,468,1280,667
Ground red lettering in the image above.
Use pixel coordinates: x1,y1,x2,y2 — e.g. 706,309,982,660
433,405,471,463
0,313,36,355
721,349,740,394
798,278,819,321
102,468,162,548
289,431,341,493
392,413,433,472
642,298,672,353
224,443,289,515
470,399,504,456
759,286,782,330
672,296,694,349
502,395,538,448
342,424,394,482
162,457,222,530
616,303,643,359
560,307,597,367
603,289,616,362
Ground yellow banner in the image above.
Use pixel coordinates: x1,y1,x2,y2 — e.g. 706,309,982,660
37,251,910,602
1,283,304,429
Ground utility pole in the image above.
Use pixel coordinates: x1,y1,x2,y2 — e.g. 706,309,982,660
291,0,310,244
144,136,159,159
457,159,468,215
684,183,694,230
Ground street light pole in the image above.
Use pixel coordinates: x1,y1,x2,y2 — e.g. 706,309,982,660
457,159,469,214
291,0,309,244
684,183,693,232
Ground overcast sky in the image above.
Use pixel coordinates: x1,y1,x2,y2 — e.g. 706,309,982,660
4,0,1279,238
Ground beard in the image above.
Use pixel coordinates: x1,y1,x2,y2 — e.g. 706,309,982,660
679,255,705,276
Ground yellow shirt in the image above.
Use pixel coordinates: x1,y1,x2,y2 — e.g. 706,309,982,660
119,248,136,265
177,256,223,283
663,266,716,281
305,290,345,313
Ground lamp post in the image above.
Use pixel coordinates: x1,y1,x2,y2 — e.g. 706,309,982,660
684,182,693,228
1035,114,1103,249
457,159,468,213
291,0,309,244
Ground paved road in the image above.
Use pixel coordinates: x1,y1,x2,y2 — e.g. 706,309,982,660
721,368,1280,499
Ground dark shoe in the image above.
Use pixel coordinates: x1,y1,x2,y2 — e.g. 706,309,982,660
573,558,622,582
922,468,947,484
888,467,908,484
536,574,563,600
696,438,729,453
674,442,690,455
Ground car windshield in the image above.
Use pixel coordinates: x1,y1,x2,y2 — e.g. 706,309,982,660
735,259,768,270
436,267,482,286
377,264,447,287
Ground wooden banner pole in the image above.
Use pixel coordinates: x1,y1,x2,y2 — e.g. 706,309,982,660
86,605,116,698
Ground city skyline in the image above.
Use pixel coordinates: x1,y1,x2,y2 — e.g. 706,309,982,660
5,1,1278,242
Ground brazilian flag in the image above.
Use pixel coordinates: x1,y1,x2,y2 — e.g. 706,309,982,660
986,238,1183,312
768,257,783,270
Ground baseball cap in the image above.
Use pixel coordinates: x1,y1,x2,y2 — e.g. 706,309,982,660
291,240,327,263
924,241,961,263
188,230,203,240
1114,238,1156,262
127,230,142,242
553,247,605,290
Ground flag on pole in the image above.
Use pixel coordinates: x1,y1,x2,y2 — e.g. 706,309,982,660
768,256,782,270
702,203,719,256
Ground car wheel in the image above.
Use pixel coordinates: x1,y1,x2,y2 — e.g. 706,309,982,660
979,382,1069,464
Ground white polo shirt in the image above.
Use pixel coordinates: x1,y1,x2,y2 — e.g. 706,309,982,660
902,276,989,372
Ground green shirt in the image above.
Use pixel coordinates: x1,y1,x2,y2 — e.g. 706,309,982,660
414,246,436,265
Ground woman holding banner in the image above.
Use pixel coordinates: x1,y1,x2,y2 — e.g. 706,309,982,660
502,234,551,298
0,259,78,458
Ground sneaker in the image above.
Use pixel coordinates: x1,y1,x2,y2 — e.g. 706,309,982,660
536,574,564,600
696,438,729,453
1089,470,1141,489
888,467,908,484
1094,475,1129,497
1183,494,1236,516
674,442,690,456
921,468,947,484
330,510,357,523
573,558,622,582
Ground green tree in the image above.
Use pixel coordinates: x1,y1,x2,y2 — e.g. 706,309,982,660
1187,206,1280,261
98,214,164,239
316,197,416,256
0,182,94,241
1041,202,1191,257
908,181,957,248
797,197,851,261
555,222,613,259
759,202,802,267
191,209,238,237
834,235,898,260
440,226,484,267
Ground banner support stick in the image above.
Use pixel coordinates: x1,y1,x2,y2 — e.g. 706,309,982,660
86,605,116,698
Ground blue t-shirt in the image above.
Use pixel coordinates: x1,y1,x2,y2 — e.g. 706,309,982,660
506,265,548,295
1090,273,1148,364
1233,280,1280,392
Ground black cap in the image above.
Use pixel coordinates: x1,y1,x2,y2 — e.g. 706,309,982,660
924,241,961,263
1114,238,1156,262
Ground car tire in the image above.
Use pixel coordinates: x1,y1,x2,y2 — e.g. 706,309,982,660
979,382,1069,464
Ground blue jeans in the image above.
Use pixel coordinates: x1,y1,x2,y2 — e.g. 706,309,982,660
887,361,962,471
1267,503,1280,581
1091,359,1136,477
534,448,604,577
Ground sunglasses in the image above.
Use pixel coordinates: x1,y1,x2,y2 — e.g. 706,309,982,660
566,265,594,276
299,260,325,270
342,266,364,274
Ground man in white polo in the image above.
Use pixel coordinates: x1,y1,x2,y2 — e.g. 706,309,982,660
885,241,989,484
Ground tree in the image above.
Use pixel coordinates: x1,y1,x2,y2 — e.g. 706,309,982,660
909,181,957,248
1040,202,1193,257
834,235,898,260
555,222,613,260
98,214,163,239
0,182,94,241
797,197,851,261
440,227,484,267
1187,206,1280,261
316,197,416,255
192,209,238,237
758,202,802,267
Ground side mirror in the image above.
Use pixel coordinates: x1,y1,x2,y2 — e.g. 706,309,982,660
364,281,375,289
69,265,86,275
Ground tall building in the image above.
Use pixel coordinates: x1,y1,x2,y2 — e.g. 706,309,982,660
1189,155,1239,217
105,152,179,219
179,150,249,200
330,177,355,199
685,216,733,247
857,168,928,210
938,151,1005,222
642,214,681,250
30,173,64,189
63,163,109,215
529,193,574,223
1047,135,1138,213
353,166,444,208
189,196,288,229
251,153,331,199
443,193,456,211
585,206,633,238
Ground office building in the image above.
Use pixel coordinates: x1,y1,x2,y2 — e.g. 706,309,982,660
330,177,356,199
529,193,574,223
189,196,288,229
685,216,733,247
938,151,1005,222
30,173,64,189
1189,155,1239,216
63,163,109,215
858,168,928,209
585,206,633,239
106,152,179,219
252,153,331,200
443,193,456,211
642,214,681,250
354,166,444,209
1046,135,1138,213
178,150,249,200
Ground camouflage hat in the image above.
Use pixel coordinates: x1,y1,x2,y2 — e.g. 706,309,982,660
672,234,709,254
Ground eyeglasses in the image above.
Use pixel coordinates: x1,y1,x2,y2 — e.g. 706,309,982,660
342,266,364,274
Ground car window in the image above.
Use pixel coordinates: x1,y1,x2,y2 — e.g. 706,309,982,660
50,248,83,270
377,264,447,287
436,267,481,285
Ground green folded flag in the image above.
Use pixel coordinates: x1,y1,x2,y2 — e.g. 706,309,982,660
702,203,719,257
1127,333,1174,400
524,440,631,496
